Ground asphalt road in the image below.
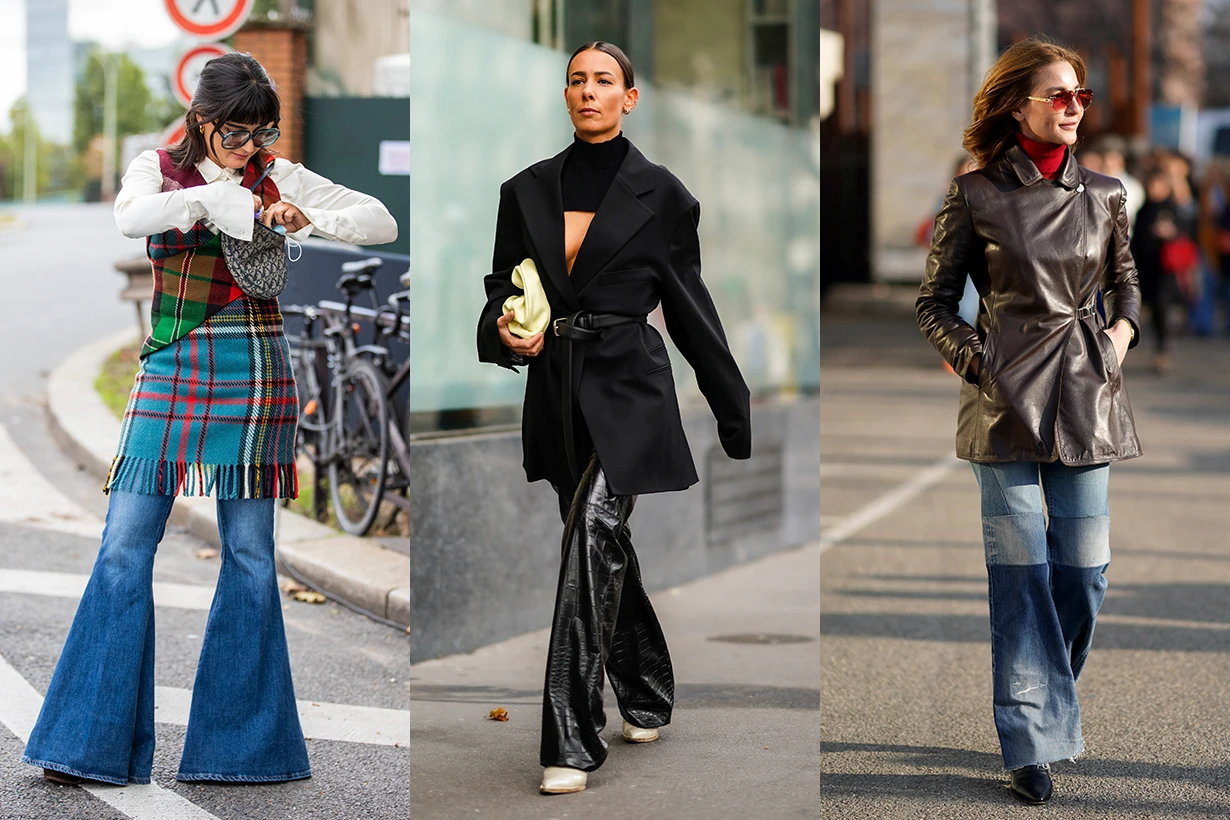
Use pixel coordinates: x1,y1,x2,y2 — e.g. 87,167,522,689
821,305,1230,817
0,204,410,820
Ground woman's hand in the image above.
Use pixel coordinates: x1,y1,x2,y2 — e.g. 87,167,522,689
252,193,262,213
497,312,544,357
261,201,311,232
1104,320,1132,366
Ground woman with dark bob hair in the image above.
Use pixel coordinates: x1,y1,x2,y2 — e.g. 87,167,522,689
22,52,396,787
917,36,1142,805
476,41,751,794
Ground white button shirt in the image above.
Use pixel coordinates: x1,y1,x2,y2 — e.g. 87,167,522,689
113,150,398,246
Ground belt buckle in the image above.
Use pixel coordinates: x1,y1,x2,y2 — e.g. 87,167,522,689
552,317,567,337
1077,304,1096,319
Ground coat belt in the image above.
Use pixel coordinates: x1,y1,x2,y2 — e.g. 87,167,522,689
553,311,647,484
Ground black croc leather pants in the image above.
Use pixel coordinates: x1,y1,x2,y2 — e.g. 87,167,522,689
541,452,675,771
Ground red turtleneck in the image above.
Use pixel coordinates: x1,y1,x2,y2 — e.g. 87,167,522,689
1015,132,1066,180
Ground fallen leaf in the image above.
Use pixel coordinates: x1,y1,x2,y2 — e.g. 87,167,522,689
292,590,327,604
279,579,309,594
195,548,219,560
487,707,509,722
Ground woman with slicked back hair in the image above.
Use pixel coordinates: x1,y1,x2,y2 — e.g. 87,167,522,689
477,41,751,795
917,35,1142,805
21,51,396,788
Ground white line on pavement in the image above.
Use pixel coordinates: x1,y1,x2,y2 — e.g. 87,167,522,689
0,423,103,539
0,569,215,611
818,455,962,555
154,687,409,747
0,652,221,820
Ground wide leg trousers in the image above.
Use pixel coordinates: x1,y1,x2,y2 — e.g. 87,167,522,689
540,453,675,771
970,461,1111,770
22,489,310,784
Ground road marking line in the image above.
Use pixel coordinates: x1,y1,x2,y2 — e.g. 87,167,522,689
0,569,215,611
154,687,408,747
1098,614,1230,631
0,653,221,820
818,456,962,555
0,423,103,539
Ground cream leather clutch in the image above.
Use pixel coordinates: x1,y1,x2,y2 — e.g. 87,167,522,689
501,257,550,338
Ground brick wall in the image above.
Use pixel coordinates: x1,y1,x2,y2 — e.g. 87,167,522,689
235,25,309,164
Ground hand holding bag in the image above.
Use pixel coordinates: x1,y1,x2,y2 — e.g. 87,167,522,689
220,160,291,300
501,258,550,337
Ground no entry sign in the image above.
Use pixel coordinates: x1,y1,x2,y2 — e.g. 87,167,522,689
160,120,187,149
173,43,233,107
164,0,256,40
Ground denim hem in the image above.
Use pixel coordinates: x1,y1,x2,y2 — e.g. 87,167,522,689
23,756,134,786
1002,740,1084,771
175,769,312,784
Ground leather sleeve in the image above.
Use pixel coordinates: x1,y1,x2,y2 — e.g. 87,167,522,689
476,181,528,370
916,178,982,384
1104,181,1143,348
660,202,752,460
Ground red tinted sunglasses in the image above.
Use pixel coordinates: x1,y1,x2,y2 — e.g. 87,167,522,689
1027,88,1094,111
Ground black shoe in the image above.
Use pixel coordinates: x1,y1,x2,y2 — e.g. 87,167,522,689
43,769,84,786
1009,764,1053,804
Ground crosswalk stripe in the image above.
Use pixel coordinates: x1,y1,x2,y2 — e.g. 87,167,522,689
0,423,103,539
0,652,221,820
154,687,408,747
0,568,216,610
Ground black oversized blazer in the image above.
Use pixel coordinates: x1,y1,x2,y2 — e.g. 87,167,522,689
476,139,752,497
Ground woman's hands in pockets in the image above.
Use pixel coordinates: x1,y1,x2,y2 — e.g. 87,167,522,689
1104,320,1132,366
497,311,544,357
261,201,311,232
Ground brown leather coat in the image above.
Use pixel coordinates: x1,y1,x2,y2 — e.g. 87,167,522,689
917,143,1142,465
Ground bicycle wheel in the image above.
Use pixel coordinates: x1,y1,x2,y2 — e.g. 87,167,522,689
287,336,330,519
328,357,390,536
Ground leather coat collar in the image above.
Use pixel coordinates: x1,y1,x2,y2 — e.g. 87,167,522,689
1004,142,1082,190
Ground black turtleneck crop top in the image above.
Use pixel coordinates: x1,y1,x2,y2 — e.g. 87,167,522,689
561,132,629,211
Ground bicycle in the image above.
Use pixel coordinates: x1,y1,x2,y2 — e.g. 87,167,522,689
283,257,404,536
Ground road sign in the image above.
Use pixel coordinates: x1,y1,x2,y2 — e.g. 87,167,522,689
160,120,187,149
164,0,256,40
173,43,233,107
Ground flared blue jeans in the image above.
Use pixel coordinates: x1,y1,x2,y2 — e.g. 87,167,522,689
22,489,310,784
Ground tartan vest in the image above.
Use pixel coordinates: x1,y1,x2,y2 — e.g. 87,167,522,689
141,150,281,357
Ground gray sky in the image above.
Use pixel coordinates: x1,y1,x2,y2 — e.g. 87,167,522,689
0,0,185,129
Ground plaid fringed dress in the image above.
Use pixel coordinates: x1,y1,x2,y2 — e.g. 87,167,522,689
105,149,298,499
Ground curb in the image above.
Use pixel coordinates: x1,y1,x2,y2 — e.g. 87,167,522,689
47,328,410,628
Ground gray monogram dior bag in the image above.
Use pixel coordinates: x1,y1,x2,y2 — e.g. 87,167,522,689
221,219,290,299
220,162,292,300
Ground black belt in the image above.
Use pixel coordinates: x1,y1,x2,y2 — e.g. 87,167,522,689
553,311,646,484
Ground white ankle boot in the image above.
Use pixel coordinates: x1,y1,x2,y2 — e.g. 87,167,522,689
622,720,660,743
540,766,587,794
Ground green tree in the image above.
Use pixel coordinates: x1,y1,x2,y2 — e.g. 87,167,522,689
5,98,53,199
72,49,160,157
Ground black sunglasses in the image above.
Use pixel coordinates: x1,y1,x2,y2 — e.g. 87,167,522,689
217,127,281,150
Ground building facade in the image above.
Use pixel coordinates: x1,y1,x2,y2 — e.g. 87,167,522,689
25,0,74,144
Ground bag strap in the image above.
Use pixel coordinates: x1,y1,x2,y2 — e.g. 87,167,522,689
248,160,275,192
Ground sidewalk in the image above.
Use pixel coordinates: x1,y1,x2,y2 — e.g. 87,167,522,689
46,328,410,628
408,540,821,818
821,298,1230,817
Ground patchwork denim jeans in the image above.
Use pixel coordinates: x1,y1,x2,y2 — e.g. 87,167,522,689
22,489,310,785
970,461,1111,771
